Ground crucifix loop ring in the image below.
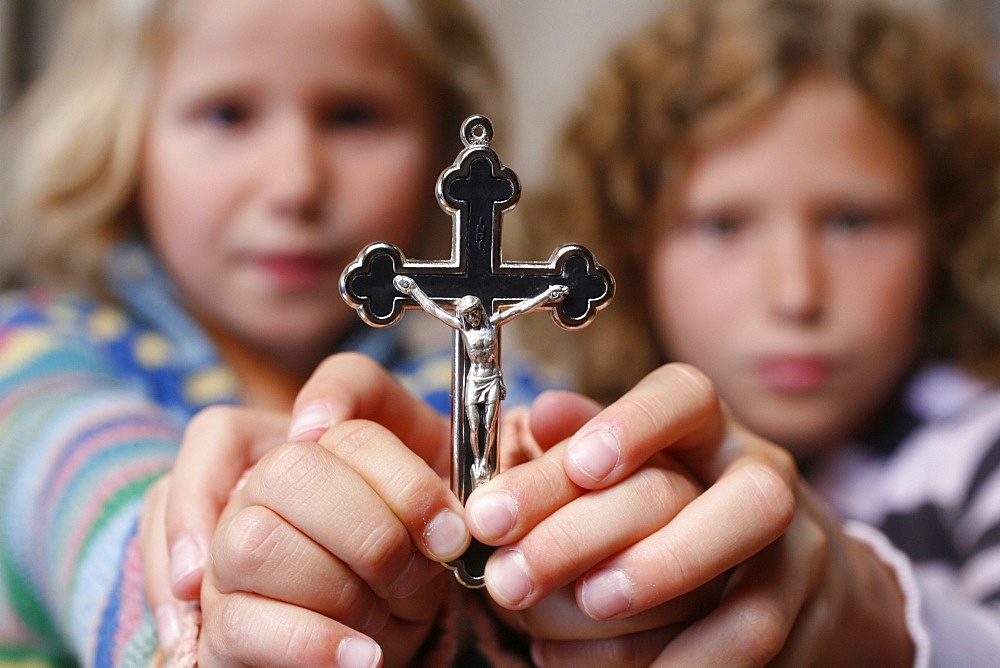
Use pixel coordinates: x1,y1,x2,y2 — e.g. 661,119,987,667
462,114,493,148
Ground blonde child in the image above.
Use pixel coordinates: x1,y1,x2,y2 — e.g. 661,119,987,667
507,0,1000,663
0,0,515,664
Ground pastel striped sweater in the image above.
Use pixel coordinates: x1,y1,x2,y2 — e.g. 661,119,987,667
0,244,548,666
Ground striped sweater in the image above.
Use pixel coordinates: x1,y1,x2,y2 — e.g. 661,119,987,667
0,244,547,666
813,364,1000,665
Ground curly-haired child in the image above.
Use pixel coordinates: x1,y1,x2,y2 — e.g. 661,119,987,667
514,0,1000,663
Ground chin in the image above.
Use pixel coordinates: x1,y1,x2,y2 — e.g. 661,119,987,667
249,316,344,354
739,405,847,460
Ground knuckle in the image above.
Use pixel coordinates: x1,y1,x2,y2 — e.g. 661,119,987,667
622,363,720,441
741,455,797,531
665,363,718,407
203,592,252,653
633,464,701,512
652,538,700,594
203,594,341,664
214,506,285,586
734,598,790,665
320,418,389,459
352,520,411,573
602,636,664,668
254,440,327,500
800,518,830,583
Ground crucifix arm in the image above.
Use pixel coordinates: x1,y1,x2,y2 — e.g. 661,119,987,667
393,275,461,329
492,284,569,327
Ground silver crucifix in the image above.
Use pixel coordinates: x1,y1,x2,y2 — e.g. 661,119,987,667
340,115,614,588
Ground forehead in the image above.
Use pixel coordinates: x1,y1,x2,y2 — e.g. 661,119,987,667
158,0,428,90
681,75,924,205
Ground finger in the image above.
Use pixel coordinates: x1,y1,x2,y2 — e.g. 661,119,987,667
140,476,197,656
199,588,383,667
288,352,450,473
498,407,538,469
493,583,714,642
241,425,467,601
651,513,817,667
210,503,390,634
465,440,583,546
575,448,796,619
530,625,680,668
315,419,470,566
528,390,602,450
563,363,723,489
483,458,702,610
165,406,287,599
465,396,607,547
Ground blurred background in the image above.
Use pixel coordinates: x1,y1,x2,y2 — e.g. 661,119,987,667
1,0,998,186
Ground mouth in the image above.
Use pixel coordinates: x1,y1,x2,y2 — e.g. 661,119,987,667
251,252,337,290
753,355,835,394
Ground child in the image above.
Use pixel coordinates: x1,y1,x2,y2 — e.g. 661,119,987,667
514,0,1000,663
0,0,514,664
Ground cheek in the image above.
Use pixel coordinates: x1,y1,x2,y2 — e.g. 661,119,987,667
139,153,227,292
338,135,436,245
843,249,929,357
140,137,224,246
648,241,740,363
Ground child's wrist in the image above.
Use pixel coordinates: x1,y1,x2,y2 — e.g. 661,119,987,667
843,520,929,668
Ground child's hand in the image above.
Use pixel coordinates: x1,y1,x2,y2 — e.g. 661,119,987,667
473,363,912,665
197,410,466,666
140,407,288,659
466,363,730,654
141,353,460,664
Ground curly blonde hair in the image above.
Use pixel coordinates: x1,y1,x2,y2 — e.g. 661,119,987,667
522,0,1000,404
0,0,503,294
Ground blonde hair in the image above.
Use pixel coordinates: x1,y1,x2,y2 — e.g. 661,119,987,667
523,0,1000,404
0,0,503,294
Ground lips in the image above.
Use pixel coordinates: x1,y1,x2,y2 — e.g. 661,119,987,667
753,355,834,393
252,252,336,290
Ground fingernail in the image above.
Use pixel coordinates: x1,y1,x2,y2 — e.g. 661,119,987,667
390,552,428,599
338,636,382,668
530,640,547,667
230,467,253,498
423,510,469,560
359,599,389,636
468,491,518,542
169,536,204,591
567,430,620,483
155,603,182,654
288,403,333,441
580,568,633,619
488,549,533,608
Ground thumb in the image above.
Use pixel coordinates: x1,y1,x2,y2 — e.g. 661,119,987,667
141,475,199,655
165,406,289,599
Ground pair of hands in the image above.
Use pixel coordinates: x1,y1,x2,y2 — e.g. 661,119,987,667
141,353,912,666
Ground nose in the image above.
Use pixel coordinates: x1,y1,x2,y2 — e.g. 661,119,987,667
268,118,327,221
764,222,824,322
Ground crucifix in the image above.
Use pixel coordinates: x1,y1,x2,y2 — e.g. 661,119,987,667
340,115,614,588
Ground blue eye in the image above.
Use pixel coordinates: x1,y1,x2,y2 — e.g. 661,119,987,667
206,103,249,127
694,214,743,238
826,209,874,232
